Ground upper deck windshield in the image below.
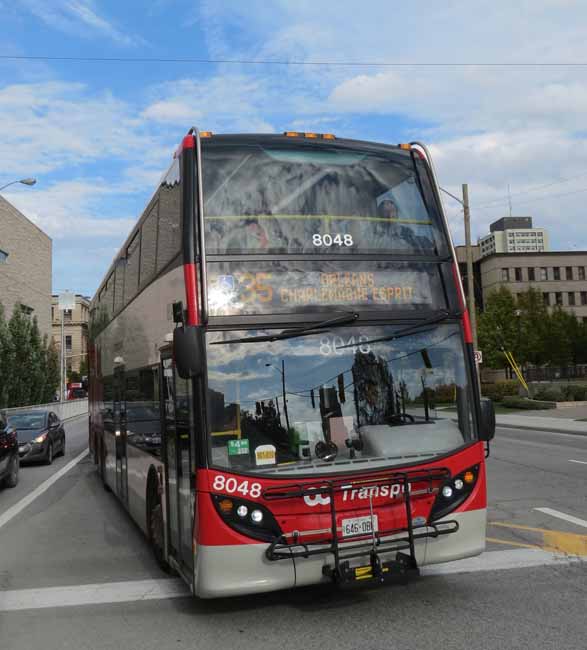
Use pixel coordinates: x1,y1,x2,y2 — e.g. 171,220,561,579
206,323,476,476
202,142,448,256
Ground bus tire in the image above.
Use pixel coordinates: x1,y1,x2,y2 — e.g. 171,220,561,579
147,471,171,573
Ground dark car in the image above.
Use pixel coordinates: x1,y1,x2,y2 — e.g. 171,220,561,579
0,411,19,488
8,410,66,465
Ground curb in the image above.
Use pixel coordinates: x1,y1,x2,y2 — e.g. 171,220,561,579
496,421,587,437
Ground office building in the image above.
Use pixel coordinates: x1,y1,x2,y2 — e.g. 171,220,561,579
479,217,549,257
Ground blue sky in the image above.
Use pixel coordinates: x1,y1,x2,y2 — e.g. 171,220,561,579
1,0,587,296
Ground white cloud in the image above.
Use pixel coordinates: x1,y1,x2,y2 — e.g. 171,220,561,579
18,0,144,46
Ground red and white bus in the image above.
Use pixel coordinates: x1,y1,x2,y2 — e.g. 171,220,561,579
89,129,495,598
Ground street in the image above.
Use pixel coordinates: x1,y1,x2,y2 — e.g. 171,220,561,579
0,418,586,650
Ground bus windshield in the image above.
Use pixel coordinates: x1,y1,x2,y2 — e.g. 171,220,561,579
206,323,476,476
202,143,448,256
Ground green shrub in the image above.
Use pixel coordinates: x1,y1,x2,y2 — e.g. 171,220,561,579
564,384,587,401
502,396,555,410
533,386,563,401
481,380,519,402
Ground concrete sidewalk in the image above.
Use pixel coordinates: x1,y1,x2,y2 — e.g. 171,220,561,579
496,412,587,435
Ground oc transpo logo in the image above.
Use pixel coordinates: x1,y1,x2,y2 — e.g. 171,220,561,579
303,483,410,507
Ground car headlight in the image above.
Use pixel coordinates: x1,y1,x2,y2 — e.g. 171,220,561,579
33,433,48,444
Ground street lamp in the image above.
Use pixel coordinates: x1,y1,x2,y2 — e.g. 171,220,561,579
0,178,37,192
265,361,290,431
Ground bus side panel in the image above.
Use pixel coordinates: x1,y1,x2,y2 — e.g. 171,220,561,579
103,430,117,490
423,508,486,566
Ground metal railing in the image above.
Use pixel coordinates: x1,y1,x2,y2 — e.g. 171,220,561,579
3,399,88,421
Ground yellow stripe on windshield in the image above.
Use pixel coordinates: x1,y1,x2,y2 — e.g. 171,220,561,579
204,214,433,226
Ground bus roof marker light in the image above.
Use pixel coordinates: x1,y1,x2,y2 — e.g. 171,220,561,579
200,131,213,138
322,133,336,139
399,143,411,150
304,132,319,138
284,131,300,137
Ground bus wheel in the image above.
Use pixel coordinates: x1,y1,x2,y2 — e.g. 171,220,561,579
147,479,171,573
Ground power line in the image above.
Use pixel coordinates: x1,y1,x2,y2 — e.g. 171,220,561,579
473,171,587,209
3,54,587,67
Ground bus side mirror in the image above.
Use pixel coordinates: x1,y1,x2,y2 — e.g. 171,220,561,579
479,397,496,441
173,326,204,379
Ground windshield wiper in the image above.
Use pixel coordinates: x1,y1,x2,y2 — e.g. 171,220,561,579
337,310,458,349
212,311,360,345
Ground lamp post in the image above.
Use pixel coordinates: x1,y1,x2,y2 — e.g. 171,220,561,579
265,361,290,431
0,178,37,192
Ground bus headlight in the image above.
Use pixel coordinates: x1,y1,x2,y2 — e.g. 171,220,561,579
430,465,479,522
211,495,282,542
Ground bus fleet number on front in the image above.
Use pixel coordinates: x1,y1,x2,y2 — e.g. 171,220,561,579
312,234,353,247
212,475,262,499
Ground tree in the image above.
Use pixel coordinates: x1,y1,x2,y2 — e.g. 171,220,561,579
0,303,15,408
477,287,518,368
7,304,34,407
543,307,573,366
515,288,550,366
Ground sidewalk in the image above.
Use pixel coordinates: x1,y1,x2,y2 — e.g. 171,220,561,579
496,406,587,436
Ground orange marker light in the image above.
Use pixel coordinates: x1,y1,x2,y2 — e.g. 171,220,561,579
399,143,411,150
284,131,300,137
322,133,336,139
218,498,233,514
304,132,319,138
463,471,475,484
200,131,213,138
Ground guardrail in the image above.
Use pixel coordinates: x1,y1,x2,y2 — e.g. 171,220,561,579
3,399,88,422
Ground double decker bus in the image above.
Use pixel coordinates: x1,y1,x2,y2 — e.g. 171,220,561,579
89,129,495,598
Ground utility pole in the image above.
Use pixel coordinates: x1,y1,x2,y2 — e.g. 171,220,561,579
281,359,290,432
462,184,478,352
60,308,65,403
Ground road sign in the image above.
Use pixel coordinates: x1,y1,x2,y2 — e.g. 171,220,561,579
474,350,483,364
58,291,75,311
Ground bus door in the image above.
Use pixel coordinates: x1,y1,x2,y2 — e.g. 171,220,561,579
160,353,195,575
113,364,128,505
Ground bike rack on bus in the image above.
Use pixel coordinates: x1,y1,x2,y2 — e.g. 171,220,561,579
263,468,459,588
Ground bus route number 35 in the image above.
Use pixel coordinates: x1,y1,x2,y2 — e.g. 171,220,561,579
212,475,262,499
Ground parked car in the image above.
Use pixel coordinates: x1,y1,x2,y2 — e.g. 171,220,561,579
0,411,19,488
7,410,66,465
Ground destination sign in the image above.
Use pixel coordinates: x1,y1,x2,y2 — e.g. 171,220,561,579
207,261,446,316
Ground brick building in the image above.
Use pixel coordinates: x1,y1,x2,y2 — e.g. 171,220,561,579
51,294,90,375
0,195,52,337
456,246,587,322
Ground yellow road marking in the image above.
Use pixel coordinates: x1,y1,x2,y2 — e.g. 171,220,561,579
488,522,587,556
486,537,541,550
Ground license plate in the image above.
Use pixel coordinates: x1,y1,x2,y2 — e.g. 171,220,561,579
341,515,378,537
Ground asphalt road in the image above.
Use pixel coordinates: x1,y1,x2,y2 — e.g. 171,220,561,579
0,419,586,650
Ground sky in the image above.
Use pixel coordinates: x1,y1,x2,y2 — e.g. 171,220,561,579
1,0,587,297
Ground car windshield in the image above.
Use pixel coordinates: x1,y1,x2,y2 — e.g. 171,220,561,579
206,323,476,476
7,413,46,430
202,143,448,256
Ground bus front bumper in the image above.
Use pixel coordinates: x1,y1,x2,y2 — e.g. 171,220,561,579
193,509,486,598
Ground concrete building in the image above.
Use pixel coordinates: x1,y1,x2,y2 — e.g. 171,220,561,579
456,246,587,322
479,217,549,257
0,195,52,337
51,294,90,375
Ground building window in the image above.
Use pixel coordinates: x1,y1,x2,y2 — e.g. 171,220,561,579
568,292,576,306
565,266,573,281
528,268,535,281
501,268,510,281
63,309,72,323
515,267,522,282
543,292,550,306
579,267,586,281
555,292,563,306
65,335,72,352
581,292,587,306
540,267,548,281
553,267,560,281
0,249,7,263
